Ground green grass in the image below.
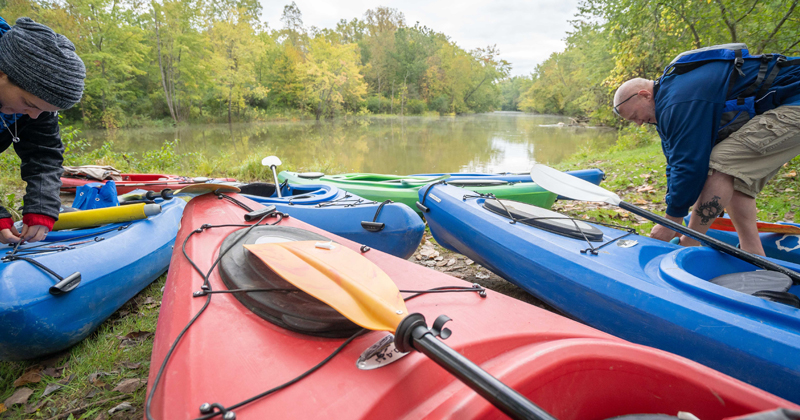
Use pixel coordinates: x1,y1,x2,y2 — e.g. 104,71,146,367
0,276,165,419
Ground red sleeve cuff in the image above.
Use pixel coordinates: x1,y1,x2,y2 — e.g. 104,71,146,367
23,214,56,230
0,218,12,231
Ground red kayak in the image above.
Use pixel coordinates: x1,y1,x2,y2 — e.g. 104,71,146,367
145,193,797,420
60,173,236,194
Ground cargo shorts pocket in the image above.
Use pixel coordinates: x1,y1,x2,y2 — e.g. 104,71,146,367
737,109,798,154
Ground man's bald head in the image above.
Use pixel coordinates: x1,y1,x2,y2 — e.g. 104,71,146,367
614,78,654,106
613,78,657,125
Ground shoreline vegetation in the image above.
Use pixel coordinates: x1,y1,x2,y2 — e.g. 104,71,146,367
1,118,797,418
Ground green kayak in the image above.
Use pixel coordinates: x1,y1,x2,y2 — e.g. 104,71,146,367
277,171,558,212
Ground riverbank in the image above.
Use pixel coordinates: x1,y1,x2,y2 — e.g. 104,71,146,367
1,139,798,419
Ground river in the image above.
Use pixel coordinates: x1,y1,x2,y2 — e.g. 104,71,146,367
79,112,617,174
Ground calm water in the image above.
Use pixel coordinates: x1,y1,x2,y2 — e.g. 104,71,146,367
80,112,617,174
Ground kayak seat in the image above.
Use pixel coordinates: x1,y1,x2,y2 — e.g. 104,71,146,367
483,199,604,242
709,271,800,308
297,172,325,179
218,226,361,338
237,182,277,197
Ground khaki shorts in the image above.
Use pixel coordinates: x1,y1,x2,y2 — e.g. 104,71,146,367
709,105,800,198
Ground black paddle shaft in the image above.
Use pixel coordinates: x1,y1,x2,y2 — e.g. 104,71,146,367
395,314,557,420
619,201,800,285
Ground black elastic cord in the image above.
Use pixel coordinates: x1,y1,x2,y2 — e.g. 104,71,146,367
418,180,448,207
463,193,637,255
4,255,66,281
371,200,393,222
145,211,283,420
216,192,254,212
188,284,486,420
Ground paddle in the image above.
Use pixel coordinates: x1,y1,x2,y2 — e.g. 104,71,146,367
244,241,556,420
530,163,800,285
710,217,800,235
262,156,283,198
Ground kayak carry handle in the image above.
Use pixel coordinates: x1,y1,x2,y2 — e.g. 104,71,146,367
415,202,429,213
360,221,385,232
49,272,81,295
244,205,278,222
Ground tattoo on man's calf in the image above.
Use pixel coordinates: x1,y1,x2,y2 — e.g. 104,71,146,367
695,195,723,225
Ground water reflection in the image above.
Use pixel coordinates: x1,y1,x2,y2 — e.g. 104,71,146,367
79,112,616,174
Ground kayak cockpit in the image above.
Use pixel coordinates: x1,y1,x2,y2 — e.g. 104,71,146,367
218,226,361,337
659,247,800,318
238,182,344,205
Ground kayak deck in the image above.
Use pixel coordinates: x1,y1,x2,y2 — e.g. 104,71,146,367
146,193,796,419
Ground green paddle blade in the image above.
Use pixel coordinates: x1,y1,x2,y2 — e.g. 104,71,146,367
530,164,621,205
244,241,407,332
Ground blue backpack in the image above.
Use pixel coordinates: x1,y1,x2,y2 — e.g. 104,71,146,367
659,43,800,142
72,181,120,210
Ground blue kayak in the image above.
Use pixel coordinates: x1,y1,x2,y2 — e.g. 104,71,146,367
0,198,186,360
412,168,605,185
421,182,800,403
683,214,800,265
239,183,424,259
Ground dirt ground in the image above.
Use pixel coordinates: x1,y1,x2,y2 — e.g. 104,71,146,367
407,232,558,313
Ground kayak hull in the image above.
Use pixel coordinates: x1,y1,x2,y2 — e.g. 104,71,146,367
145,193,796,419
61,173,237,194
0,198,185,360
278,171,559,213
243,183,425,259
422,183,800,403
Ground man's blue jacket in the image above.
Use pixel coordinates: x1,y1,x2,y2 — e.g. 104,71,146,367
655,56,800,217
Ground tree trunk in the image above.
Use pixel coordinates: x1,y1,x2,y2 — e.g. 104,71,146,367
152,4,177,123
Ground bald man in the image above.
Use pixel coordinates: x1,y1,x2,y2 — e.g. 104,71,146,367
613,51,800,255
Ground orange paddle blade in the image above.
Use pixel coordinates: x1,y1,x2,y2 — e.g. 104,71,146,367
711,217,800,234
244,241,407,332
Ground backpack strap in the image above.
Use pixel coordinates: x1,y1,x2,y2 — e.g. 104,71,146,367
758,56,788,98
738,54,772,104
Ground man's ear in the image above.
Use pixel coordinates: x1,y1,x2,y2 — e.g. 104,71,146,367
639,89,653,100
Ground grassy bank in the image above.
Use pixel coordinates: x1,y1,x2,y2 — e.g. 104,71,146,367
1,134,798,419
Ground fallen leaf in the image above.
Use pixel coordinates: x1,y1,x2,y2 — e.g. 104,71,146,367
414,254,422,260
120,362,141,370
639,173,651,179
0,403,5,414
784,188,795,193
446,258,456,267
465,259,474,265
435,260,447,267
25,398,48,414
4,388,33,406
475,272,490,279
434,256,443,261
13,367,43,387
637,185,654,193
418,248,434,257
108,402,134,415
42,383,63,397
117,331,153,348
113,378,146,394
59,374,76,385
94,412,109,420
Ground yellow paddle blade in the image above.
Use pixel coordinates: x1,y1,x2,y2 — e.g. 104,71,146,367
53,203,160,230
243,241,407,332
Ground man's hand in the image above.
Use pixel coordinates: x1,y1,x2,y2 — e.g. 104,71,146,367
20,224,50,243
649,214,685,242
0,225,22,244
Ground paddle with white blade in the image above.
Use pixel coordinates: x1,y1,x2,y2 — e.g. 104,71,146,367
244,241,557,420
262,156,283,198
530,163,800,285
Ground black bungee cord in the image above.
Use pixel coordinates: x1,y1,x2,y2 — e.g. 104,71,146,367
145,198,487,420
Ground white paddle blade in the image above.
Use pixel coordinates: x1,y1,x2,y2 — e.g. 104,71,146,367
262,156,282,167
530,164,621,205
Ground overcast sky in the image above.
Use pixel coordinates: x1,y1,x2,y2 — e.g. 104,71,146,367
259,0,582,77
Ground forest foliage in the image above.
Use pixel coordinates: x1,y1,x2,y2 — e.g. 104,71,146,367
503,0,800,126
0,1,510,127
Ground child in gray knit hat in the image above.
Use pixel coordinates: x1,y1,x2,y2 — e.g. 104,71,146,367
0,16,85,244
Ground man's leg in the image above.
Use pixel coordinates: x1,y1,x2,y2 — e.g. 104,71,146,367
681,106,800,255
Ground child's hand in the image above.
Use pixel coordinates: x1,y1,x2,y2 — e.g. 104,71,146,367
20,224,50,243
0,225,22,244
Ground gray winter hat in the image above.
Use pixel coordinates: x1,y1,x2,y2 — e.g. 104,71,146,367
0,17,85,109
